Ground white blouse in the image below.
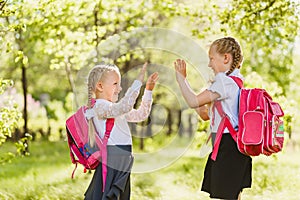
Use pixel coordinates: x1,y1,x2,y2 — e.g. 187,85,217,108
207,69,243,133
84,80,153,145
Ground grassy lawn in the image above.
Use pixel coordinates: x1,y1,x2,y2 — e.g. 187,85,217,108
0,137,299,200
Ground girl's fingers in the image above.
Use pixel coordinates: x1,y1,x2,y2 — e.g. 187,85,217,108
174,61,177,70
152,74,159,82
138,62,148,82
174,59,186,69
149,72,159,82
140,62,147,74
151,72,158,78
179,59,185,68
142,62,148,70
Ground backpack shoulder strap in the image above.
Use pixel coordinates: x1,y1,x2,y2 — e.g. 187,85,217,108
210,101,237,161
210,77,242,161
229,76,243,88
100,118,115,192
104,118,115,139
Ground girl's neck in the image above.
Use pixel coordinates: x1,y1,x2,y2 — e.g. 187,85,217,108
95,91,103,99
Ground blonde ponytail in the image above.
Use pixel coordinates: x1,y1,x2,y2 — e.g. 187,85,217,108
87,84,96,147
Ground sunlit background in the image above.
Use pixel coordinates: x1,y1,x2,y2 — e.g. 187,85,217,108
0,0,300,199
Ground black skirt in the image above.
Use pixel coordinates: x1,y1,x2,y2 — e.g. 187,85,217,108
84,145,133,200
201,134,252,199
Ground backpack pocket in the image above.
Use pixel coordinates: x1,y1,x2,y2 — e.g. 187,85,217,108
269,116,284,152
269,101,284,117
242,111,264,145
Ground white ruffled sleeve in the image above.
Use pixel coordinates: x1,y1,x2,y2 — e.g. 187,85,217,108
125,89,153,122
84,80,142,119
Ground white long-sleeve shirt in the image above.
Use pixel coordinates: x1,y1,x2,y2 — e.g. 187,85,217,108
84,80,153,145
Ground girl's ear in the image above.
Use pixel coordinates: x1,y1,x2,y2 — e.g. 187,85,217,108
223,53,232,64
96,81,103,92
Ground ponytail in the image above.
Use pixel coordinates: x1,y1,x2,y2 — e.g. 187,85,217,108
87,84,96,147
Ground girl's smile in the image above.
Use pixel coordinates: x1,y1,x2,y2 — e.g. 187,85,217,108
96,71,122,102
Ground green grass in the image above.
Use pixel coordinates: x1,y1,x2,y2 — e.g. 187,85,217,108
0,141,90,200
0,138,300,200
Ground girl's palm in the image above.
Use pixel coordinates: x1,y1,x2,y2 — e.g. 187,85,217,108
174,59,187,80
146,72,159,91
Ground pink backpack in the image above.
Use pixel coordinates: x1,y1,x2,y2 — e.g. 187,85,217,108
66,105,114,192
211,76,285,161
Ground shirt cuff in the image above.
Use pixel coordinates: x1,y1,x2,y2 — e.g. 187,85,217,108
142,90,153,101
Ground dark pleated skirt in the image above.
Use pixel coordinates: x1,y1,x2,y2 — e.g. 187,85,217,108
201,134,252,199
84,145,133,200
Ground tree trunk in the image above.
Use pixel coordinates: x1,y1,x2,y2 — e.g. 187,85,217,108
139,137,144,150
177,110,183,137
139,125,144,150
93,0,102,58
166,108,172,136
64,56,79,108
21,62,29,154
188,113,193,138
146,112,152,137
15,27,30,155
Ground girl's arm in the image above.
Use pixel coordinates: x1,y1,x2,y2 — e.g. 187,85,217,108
85,63,148,119
195,105,210,121
174,59,219,108
84,80,142,119
92,80,142,119
125,72,158,122
125,90,152,122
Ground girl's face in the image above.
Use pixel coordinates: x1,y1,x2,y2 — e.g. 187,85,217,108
208,45,231,74
97,70,122,102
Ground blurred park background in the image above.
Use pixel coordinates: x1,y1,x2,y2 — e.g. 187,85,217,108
1,0,300,199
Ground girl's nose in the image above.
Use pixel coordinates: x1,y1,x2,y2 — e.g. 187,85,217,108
208,62,212,68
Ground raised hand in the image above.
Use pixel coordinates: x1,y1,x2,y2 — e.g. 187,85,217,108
137,62,148,83
174,59,187,81
146,72,159,91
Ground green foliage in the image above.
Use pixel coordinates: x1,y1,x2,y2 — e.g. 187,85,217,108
14,133,32,156
46,100,68,141
0,79,13,94
0,79,21,145
217,0,299,94
249,153,300,199
189,0,299,95
0,79,35,162
0,0,299,170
